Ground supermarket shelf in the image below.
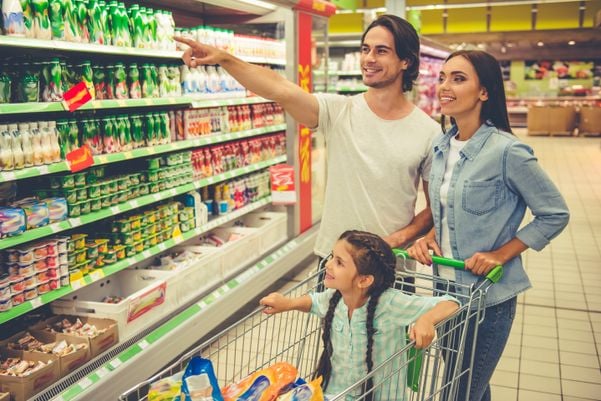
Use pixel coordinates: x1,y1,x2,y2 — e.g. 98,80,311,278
0,155,286,250
0,94,276,116
40,225,318,401
0,196,274,325
0,35,182,58
0,36,287,66
0,124,286,183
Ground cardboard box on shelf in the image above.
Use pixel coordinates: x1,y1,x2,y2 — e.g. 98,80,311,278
30,316,118,358
578,106,601,136
0,392,10,401
0,331,90,378
0,350,60,401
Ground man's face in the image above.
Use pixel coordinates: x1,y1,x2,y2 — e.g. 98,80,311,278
360,26,408,89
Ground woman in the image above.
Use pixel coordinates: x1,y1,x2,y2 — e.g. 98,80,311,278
407,50,569,401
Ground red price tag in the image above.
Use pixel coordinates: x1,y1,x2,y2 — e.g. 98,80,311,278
62,81,92,112
66,145,94,173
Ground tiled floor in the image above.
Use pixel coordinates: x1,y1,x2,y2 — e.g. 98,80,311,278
228,131,601,400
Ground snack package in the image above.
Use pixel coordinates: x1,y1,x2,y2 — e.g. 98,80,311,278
221,362,298,401
148,371,184,401
277,377,323,401
176,356,222,401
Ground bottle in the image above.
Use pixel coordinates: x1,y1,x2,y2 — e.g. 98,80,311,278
88,0,104,44
158,64,168,97
2,0,26,36
129,4,142,48
18,122,34,167
47,120,62,162
117,2,130,47
0,124,14,170
31,0,51,40
74,0,88,42
98,0,110,45
128,63,141,99
114,62,128,99
48,0,64,39
29,122,44,166
18,0,34,37
81,61,95,99
10,124,24,169
0,65,13,104
180,64,192,95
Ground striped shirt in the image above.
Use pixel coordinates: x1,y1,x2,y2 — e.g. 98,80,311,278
310,288,456,401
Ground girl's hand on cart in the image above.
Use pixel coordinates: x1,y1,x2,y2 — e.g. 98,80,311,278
407,235,442,266
465,251,504,276
409,317,436,349
260,292,290,314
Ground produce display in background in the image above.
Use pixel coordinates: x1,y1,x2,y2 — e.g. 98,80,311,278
525,59,596,80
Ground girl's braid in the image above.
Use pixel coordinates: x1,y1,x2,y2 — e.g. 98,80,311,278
314,290,342,389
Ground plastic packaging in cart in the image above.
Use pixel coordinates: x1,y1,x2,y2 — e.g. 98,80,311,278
176,356,222,401
276,377,323,401
221,362,298,401
148,371,184,401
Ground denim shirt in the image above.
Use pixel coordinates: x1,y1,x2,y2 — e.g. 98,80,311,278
430,123,569,307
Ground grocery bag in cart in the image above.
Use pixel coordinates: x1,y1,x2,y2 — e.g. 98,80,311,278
119,249,502,401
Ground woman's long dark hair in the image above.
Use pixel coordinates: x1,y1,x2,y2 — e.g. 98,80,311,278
314,230,396,401
361,14,420,93
441,50,513,134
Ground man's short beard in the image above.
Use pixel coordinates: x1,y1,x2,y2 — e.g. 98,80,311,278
363,72,403,89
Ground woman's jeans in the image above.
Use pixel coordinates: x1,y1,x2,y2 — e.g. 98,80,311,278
440,295,517,401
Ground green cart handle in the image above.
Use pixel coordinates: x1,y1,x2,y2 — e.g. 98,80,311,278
393,248,503,284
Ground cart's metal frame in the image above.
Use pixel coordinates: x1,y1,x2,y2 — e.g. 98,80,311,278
120,254,499,401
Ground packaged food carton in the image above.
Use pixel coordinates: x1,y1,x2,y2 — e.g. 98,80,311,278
0,349,60,401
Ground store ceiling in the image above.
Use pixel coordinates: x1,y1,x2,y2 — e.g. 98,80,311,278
426,28,601,61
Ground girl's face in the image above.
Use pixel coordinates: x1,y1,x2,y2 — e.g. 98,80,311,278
360,26,408,89
324,240,371,293
437,55,488,122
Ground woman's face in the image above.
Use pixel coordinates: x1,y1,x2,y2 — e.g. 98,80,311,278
437,55,488,122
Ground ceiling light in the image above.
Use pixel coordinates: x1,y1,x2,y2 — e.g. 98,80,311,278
568,40,576,45
537,41,544,47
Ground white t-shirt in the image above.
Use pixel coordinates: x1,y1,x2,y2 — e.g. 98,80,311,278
314,93,440,257
439,135,468,281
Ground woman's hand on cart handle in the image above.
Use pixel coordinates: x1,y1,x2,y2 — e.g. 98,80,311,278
465,251,505,276
406,234,441,266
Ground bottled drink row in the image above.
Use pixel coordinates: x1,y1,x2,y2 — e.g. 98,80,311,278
1,0,285,59
0,59,253,103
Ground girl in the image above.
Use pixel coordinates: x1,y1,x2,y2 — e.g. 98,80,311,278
408,50,569,401
260,230,459,400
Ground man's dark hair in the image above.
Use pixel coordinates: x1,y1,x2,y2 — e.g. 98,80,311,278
361,14,420,92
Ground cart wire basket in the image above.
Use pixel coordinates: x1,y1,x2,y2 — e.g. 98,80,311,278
119,249,502,401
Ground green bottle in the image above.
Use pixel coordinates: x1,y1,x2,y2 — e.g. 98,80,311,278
114,62,128,99
128,63,140,99
146,7,156,48
63,0,81,42
74,0,88,42
117,2,131,47
20,0,34,38
31,0,51,40
144,113,155,146
0,65,12,104
87,0,104,44
101,117,116,153
108,1,120,46
129,4,143,48
48,0,64,40
98,0,110,45
93,64,106,99
105,65,115,99
81,61,94,98
68,119,79,152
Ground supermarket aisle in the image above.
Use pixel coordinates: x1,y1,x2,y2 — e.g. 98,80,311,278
243,132,601,400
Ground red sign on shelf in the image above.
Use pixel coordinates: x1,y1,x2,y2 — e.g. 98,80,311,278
66,145,94,173
270,164,296,205
62,81,92,112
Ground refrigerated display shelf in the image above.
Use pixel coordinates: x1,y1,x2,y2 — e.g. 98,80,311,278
0,196,273,325
0,36,287,66
313,70,362,76
41,230,315,401
0,155,286,250
0,124,286,183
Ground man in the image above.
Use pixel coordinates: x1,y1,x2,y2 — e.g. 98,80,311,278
175,15,439,263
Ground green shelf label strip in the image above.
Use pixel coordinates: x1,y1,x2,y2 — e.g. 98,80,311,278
0,124,285,183
0,156,285,250
0,197,273,325
54,237,297,401
0,95,274,116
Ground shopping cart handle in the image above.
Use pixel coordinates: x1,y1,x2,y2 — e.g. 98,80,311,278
393,248,503,283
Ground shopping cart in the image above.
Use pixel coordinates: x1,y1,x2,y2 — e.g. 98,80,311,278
119,250,502,401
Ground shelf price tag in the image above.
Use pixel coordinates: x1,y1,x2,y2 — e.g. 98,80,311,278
30,298,43,309
138,340,150,349
109,359,122,369
90,270,105,281
78,376,93,389
96,367,110,378
71,279,85,290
